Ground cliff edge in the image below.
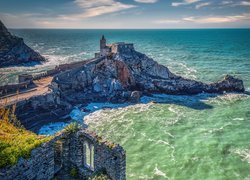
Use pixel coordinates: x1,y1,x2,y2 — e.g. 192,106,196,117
0,20,45,67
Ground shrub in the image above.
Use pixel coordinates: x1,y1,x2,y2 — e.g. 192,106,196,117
107,142,116,149
64,122,80,135
70,167,78,178
89,169,111,180
0,106,52,168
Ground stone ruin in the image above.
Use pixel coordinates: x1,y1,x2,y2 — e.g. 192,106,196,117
95,35,134,58
0,129,126,180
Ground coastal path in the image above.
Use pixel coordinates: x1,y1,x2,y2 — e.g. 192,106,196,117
0,76,53,107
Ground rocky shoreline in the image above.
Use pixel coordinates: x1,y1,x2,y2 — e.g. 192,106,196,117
13,36,245,132
49,38,244,105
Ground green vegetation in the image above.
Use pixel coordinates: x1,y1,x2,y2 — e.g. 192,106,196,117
64,122,80,135
0,106,51,168
89,174,110,180
107,142,116,149
69,167,78,178
89,169,111,180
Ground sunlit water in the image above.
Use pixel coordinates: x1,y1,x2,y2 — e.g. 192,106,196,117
2,29,250,179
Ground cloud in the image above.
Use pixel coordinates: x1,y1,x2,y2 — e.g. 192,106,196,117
172,0,200,7
221,1,233,5
172,0,250,8
220,0,250,6
134,0,158,3
195,2,211,9
240,1,250,6
1,0,137,28
183,15,250,23
155,14,250,24
71,0,136,18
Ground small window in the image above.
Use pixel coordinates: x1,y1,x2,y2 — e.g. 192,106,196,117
84,141,94,170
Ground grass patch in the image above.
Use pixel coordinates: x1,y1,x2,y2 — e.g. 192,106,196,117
0,107,52,168
89,173,110,180
63,122,80,135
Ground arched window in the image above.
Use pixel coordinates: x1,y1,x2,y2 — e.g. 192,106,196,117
83,141,94,171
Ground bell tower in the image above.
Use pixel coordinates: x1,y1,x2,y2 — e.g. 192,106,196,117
100,35,106,51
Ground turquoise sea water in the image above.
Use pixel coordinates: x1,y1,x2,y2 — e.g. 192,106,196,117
1,29,250,179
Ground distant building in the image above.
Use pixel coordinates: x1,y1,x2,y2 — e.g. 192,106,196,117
95,35,134,58
100,35,111,57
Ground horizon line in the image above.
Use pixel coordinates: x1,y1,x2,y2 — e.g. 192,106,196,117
8,27,250,30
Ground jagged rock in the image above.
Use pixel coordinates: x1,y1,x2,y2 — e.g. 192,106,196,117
0,20,45,67
50,39,244,106
130,91,141,103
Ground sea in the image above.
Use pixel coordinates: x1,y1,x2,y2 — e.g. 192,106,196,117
1,29,250,179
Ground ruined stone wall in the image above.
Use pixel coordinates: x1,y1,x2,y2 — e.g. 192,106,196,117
0,140,56,180
111,43,134,54
0,129,126,180
62,130,126,180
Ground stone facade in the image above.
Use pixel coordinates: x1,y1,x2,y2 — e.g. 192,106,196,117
98,35,134,58
111,43,134,54
0,129,126,180
62,130,126,179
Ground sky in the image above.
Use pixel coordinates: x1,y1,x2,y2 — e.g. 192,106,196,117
0,0,250,29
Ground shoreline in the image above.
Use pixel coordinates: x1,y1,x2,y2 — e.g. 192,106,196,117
37,91,250,135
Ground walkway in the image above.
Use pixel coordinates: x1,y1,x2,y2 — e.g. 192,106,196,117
0,76,53,106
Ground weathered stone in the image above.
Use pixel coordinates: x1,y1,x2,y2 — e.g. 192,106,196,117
0,20,45,67
130,91,141,103
0,129,126,180
48,38,244,108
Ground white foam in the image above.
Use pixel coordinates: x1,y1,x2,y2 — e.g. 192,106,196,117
39,102,133,135
207,122,232,134
204,92,250,104
153,164,168,179
85,102,130,112
164,131,175,138
79,51,87,56
38,122,69,135
168,61,197,80
233,118,244,121
232,149,250,164
156,140,170,146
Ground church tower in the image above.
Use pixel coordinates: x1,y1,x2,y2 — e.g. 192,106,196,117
100,35,106,51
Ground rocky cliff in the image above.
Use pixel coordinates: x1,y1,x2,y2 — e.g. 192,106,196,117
0,20,45,67
49,42,244,106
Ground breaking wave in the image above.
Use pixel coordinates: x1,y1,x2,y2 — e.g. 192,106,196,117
231,149,250,164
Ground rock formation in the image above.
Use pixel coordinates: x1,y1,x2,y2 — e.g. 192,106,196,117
0,20,45,67
13,37,245,130
50,39,244,106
